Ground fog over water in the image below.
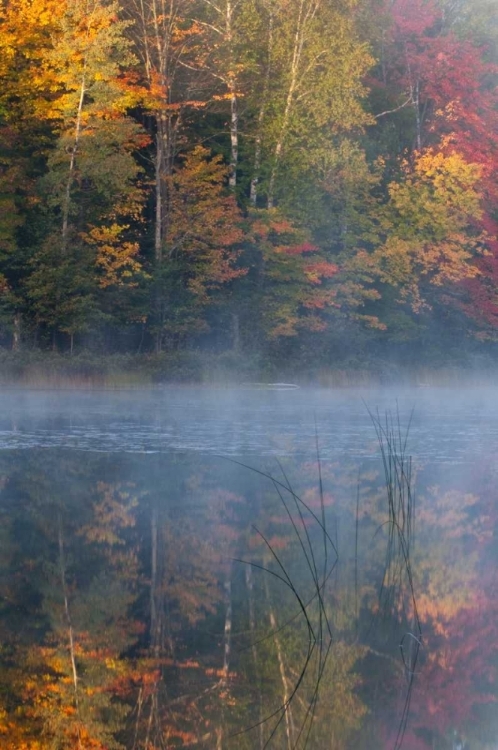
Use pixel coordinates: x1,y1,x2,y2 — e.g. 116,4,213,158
1,386,497,462
0,386,496,749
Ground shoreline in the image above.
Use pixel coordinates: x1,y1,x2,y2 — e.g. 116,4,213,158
0,349,497,390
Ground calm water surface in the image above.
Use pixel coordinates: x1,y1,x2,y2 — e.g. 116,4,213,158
1,385,498,461
0,387,496,749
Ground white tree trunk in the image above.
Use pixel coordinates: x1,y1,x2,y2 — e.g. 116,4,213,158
226,0,239,189
246,566,264,749
250,9,273,206
58,514,82,750
62,75,86,253
268,0,318,207
265,578,295,749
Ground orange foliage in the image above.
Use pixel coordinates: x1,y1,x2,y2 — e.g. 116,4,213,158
372,149,484,310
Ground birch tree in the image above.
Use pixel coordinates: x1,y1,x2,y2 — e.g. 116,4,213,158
256,0,374,209
195,0,245,190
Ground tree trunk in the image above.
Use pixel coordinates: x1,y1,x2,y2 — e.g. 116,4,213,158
264,577,295,749
231,312,240,352
221,572,233,681
58,512,82,750
145,501,165,748
12,313,21,351
246,566,264,749
226,0,238,190
154,118,167,353
404,42,422,151
150,503,160,656
268,0,318,208
229,86,238,189
217,567,233,750
155,130,164,267
413,79,422,150
250,9,273,206
62,74,86,254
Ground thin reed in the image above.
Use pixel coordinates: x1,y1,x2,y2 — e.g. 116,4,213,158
229,405,421,749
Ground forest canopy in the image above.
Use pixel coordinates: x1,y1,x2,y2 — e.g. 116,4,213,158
0,0,497,371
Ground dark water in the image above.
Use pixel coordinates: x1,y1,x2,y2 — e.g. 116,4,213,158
0,387,496,749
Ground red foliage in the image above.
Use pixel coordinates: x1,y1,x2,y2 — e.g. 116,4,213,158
279,242,319,256
304,261,339,282
376,0,498,334
405,591,498,739
384,0,498,169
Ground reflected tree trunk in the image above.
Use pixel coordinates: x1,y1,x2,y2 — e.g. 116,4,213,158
246,566,264,749
145,501,164,748
58,511,82,750
231,311,240,352
150,503,159,656
217,565,233,749
265,577,295,749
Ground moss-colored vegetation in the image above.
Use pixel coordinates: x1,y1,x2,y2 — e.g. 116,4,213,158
2,349,498,389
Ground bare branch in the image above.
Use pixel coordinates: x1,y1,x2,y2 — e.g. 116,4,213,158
375,95,414,119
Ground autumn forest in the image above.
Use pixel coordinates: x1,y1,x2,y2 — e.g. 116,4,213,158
0,0,497,377
1,1,498,747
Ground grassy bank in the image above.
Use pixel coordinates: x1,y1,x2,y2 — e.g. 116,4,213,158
0,350,262,388
0,349,497,389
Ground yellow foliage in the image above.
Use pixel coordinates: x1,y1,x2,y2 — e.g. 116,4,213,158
373,149,485,310
83,224,146,288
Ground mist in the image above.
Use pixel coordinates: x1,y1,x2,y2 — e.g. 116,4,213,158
0,0,497,744
0,385,495,749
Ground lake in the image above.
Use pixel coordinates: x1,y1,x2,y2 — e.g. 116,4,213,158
0,387,496,749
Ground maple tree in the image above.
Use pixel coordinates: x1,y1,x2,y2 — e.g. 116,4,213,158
368,149,484,313
122,0,212,352
366,0,498,342
0,0,63,346
27,0,147,348
226,208,341,346
0,0,150,349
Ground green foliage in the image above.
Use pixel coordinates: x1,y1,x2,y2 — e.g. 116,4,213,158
0,0,497,367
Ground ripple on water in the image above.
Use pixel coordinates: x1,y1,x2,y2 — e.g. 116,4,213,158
0,386,496,465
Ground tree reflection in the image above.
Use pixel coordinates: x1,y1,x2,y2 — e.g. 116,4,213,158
0,442,494,748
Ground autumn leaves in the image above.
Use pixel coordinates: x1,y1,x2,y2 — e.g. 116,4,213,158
0,0,496,357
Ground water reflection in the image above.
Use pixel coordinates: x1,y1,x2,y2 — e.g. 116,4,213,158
0,390,495,748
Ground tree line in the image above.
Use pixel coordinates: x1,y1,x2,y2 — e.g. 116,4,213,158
0,0,497,367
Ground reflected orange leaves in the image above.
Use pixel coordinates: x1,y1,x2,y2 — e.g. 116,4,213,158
418,486,492,542
249,532,291,550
